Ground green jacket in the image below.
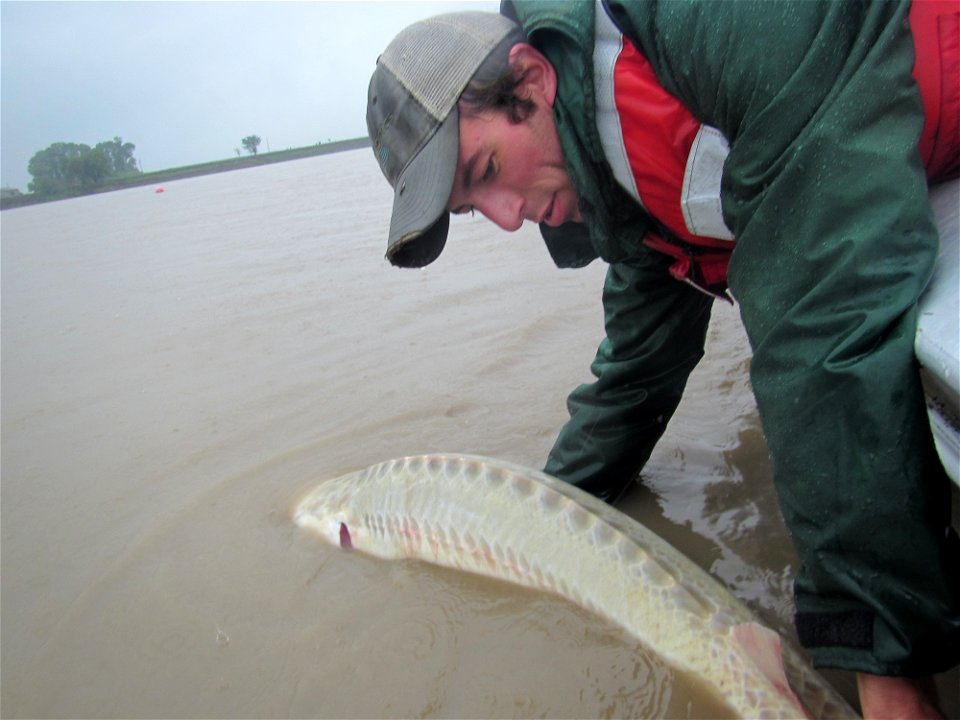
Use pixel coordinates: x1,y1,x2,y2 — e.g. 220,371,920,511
503,0,960,677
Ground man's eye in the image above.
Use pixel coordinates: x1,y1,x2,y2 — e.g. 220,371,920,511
481,159,495,182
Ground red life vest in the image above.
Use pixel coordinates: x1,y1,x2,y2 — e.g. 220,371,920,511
912,0,959,181
593,0,958,299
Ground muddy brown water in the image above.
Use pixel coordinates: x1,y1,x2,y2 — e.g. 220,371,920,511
3,149,956,717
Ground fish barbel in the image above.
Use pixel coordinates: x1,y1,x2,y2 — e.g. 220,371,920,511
295,454,857,719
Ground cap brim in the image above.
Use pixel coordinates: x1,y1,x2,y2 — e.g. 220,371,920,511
385,109,458,268
387,213,449,267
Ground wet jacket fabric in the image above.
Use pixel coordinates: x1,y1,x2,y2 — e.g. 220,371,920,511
501,0,960,676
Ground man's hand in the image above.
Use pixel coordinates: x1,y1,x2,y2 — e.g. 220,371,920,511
857,673,943,719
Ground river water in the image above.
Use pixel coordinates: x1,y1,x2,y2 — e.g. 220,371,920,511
2,149,956,717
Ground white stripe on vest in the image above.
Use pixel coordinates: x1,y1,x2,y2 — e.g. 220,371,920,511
682,126,735,240
593,3,643,207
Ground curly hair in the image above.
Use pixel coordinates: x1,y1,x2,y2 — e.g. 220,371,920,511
457,30,536,123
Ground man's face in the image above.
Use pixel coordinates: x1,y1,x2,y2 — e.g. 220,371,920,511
446,104,582,231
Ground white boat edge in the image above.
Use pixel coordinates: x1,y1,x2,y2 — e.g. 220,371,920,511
917,179,959,486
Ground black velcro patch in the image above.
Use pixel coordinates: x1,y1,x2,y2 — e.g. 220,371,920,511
796,609,874,650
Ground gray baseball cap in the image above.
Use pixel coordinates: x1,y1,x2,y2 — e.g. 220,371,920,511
366,12,525,267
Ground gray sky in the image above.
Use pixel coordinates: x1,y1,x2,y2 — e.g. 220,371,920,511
1,0,497,192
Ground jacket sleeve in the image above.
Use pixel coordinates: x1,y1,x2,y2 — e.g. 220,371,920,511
607,0,960,675
545,252,713,502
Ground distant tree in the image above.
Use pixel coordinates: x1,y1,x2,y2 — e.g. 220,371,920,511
241,135,261,155
96,137,139,177
27,138,142,196
62,147,112,187
28,142,86,195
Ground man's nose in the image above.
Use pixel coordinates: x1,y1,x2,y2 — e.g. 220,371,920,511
479,192,524,232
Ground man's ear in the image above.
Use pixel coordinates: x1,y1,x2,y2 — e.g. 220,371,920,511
507,43,558,107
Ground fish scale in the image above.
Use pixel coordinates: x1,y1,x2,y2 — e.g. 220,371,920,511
295,454,858,719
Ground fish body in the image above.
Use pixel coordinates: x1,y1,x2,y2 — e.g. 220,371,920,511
295,454,857,719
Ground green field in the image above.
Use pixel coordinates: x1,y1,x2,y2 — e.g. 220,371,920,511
0,137,371,211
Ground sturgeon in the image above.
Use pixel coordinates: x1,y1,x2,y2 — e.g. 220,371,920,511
295,454,857,719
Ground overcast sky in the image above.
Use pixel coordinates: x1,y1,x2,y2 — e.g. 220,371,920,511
1,0,498,192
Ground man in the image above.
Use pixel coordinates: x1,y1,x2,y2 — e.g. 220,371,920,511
366,1,959,717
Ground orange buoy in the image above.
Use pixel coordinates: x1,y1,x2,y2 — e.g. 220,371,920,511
155,186,164,193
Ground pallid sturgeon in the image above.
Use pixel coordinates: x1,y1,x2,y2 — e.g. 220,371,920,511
295,454,858,719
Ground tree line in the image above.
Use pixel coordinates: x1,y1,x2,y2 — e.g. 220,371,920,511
27,137,140,196
24,134,268,198
13,134,332,204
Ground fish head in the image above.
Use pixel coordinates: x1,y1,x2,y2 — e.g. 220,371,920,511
294,476,365,551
